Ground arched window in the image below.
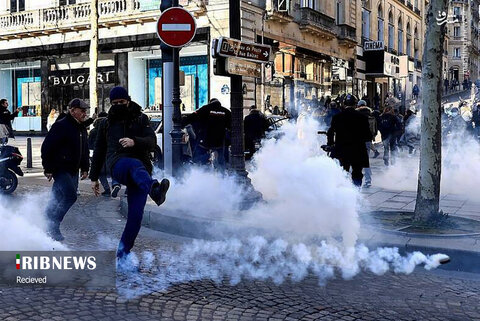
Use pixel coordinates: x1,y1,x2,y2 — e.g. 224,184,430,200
406,22,411,57
362,1,371,39
388,11,394,50
398,17,403,54
377,4,384,42
414,26,419,61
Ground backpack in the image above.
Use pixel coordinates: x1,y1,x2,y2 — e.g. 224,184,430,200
378,116,393,133
367,115,377,136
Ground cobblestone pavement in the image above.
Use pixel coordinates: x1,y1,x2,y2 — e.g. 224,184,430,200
1,177,480,321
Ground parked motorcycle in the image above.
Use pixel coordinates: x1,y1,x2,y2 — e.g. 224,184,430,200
0,143,23,194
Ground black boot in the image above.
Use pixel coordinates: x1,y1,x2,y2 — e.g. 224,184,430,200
149,178,170,206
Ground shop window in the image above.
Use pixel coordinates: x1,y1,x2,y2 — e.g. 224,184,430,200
147,56,208,111
10,0,25,12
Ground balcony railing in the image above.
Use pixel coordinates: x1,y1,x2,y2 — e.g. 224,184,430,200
337,24,356,42
298,8,336,37
0,0,165,37
414,8,421,15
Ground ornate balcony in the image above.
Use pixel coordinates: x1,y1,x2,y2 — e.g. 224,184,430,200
0,0,186,39
297,8,336,40
337,24,356,47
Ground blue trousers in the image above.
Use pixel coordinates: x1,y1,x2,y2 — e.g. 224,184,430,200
46,171,79,227
112,157,154,258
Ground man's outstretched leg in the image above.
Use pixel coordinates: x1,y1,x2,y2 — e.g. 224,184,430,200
112,157,169,258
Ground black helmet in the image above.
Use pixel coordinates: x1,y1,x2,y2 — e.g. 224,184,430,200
344,94,357,107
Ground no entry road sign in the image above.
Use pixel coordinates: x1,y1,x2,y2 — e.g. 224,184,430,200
157,7,196,48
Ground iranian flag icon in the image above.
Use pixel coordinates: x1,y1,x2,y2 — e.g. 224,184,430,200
16,254,20,270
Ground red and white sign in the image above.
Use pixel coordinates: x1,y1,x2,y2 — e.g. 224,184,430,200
157,7,196,48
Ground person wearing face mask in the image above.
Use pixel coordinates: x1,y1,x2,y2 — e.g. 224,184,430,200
89,86,170,262
41,98,90,241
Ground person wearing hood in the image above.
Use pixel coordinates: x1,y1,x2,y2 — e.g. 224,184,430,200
244,105,270,160
327,94,372,187
90,86,170,261
41,98,90,241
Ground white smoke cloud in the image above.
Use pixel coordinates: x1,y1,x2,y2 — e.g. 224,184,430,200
117,237,449,299
0,192,68,251
375,119,480,199
136,116,449,299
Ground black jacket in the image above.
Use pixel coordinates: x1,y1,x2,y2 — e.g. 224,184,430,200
41,112,89,175
89,101,156,181
327,107,372,168
0,106,18,138
244,110,269,141
184,101,231,149
378,113,401,138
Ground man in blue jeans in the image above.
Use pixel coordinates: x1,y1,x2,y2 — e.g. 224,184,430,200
41,98,90,241
89,87,169,261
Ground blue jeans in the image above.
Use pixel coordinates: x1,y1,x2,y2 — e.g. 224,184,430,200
112,157,154,258
46,171,79,227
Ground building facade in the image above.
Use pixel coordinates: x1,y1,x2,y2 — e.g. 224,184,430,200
355,0,426,110
446,0,480,85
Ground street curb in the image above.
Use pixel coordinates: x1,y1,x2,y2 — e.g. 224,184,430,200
120,197,480,273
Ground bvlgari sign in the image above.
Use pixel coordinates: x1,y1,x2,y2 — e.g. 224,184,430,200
49,71,115,86
364,41,384,51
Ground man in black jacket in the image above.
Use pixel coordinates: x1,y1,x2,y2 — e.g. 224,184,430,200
327,94,372,187
184,98,231,168
41,98,90,241
0,99,20,143
244,105,270,159
90,86,170,261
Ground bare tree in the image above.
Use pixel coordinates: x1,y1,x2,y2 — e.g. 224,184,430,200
414,0,449,221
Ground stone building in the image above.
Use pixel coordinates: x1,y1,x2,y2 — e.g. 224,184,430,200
355,0,426,109
446,0,480,85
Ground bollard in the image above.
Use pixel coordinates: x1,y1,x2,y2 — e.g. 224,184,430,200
27,137,32,168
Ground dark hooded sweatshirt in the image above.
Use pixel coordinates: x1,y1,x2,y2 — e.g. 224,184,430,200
89,101,156,181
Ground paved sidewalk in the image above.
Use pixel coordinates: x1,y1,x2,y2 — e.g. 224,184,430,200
9,136,44,174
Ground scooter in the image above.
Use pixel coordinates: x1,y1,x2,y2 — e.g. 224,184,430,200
0,142,23,194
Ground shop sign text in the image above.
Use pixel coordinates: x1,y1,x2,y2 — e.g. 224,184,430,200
363,41,384,51
49,71,115,86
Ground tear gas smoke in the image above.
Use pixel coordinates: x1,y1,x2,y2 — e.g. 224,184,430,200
117,237,449,299
124,116,448,299
0,192,68,250
375,114,480,199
